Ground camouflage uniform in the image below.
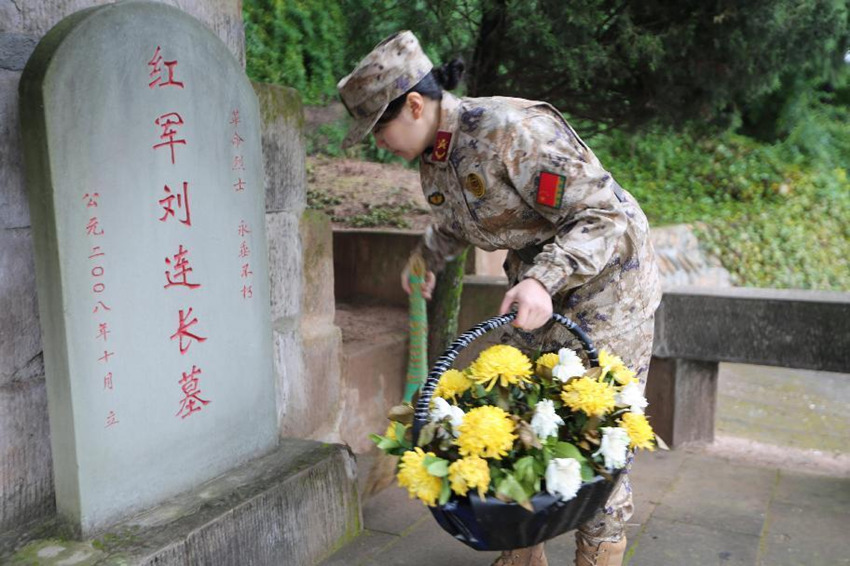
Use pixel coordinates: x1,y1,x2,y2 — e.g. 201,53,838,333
338,30,662,550
416,92,662,544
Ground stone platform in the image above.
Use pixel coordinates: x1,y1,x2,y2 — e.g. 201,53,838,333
4,439,360,566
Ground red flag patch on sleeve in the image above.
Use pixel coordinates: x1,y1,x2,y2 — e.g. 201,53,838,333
536,172,566,208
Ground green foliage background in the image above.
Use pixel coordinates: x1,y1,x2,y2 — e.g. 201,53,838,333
243,1,850,290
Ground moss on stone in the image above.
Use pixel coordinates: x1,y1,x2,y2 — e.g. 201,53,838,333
252,81,305,131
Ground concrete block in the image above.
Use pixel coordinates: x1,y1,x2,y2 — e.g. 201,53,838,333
760,500,850,566
0,1,244,66
266,211,302,323
1,69,29,230
0,379,54,533
339,331,407,453
301,210,336,321
628,517,759,566
653,287,850,372
645,357,718,447
5,440,361,566
276,322,342,441
254,82,306,214
0,228,42,385
650,454,775,537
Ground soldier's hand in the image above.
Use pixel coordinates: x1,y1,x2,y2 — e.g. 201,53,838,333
499,278,553,330
401,265,436,300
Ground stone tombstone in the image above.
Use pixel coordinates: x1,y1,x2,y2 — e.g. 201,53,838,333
19,1,277,535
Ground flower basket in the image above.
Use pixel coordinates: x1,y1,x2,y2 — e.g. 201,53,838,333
428,472,620,550
372,312,655,552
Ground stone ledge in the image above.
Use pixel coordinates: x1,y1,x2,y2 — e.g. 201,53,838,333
4,439,361,566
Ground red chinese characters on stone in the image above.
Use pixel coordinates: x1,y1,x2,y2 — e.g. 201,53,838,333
229,109,240,127
176,365,210,419
93,301,111,314
86,217,104,236
241,285,253,299
148,46,185,89
96,322,110,342
83,193,99,208
164,244,201,289
237,220,251,237
153,112,187,164
241,263,253,278
99,350,115,363
105,410,119,428
238,241,250,258
104,372,114,391
170,307,207,355
159,182,191,226
233,178,246,192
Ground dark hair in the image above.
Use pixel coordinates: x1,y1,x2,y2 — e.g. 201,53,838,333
375,58,465,127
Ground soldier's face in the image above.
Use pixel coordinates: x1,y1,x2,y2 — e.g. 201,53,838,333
372,94,433,161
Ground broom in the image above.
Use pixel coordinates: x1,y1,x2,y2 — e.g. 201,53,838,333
362,254,428,497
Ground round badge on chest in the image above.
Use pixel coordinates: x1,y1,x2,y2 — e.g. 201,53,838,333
465,173,486,198
428,192,445,206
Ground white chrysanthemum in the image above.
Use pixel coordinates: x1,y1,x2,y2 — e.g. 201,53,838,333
616,381,649,414
545,457,583,502
593,427,631,471
430,397,465,438
551,349,586,382
530,399,565,440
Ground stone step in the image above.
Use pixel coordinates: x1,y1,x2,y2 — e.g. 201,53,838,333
5,439,360,566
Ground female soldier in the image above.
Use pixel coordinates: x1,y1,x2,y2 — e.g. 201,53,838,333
337,31,662,566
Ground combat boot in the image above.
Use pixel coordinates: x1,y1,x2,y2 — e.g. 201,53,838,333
491,543,548,566
574,533,626,566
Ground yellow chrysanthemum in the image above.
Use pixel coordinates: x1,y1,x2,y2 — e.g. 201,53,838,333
619,412,656,451
468,345,533,391
611,365,637,385
598,349,624,375
535,353,561,377
456,406,517,459
397,447,443,506
433,369,473,401
561,377,616,417
448,456,491,498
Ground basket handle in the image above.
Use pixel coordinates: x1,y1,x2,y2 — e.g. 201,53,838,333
413,312,598,436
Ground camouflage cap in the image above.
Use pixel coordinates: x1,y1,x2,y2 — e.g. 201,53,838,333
337,31,433,148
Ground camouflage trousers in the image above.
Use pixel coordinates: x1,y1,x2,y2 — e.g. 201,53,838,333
504,316,655,545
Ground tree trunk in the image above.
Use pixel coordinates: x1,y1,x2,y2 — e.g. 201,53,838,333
468,0,508,97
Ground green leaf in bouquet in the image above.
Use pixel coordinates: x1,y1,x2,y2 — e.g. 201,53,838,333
416,422,438,447
438,478,452,505
425,457,450,478
580,462,596,482
548,440,587,464
387,404,414,424
513,456,536,485
375,437,401,451
496,473,533,510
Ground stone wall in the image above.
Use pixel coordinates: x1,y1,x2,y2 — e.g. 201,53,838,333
0,0,252,535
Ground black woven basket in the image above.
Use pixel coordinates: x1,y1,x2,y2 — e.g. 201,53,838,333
412,312,621,551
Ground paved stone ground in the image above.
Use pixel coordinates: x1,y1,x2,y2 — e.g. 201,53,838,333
320,363,850,565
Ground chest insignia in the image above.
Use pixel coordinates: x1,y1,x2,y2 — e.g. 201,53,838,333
431,131,452,162
465,173,486,198
428,192,446,206
536,171,566,208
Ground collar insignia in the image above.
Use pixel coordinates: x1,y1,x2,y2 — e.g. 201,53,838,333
431,131,452,162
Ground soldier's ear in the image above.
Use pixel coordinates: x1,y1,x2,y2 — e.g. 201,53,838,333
406,92,426,120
